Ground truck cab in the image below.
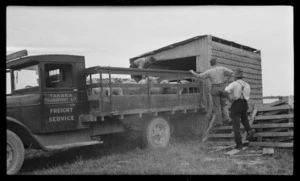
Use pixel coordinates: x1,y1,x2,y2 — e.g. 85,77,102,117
7,54,89,134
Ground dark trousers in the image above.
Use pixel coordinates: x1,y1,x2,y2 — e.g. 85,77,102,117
230,99,251,146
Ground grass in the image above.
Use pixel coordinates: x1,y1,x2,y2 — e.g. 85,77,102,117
18,134,293,175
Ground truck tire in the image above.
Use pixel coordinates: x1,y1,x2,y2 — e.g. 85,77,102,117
143,117,170,148
7,130,25,175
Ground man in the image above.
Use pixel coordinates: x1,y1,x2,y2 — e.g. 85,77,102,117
130,56,156,69
225,68,255,149
130,56,156,82
190,58,233,127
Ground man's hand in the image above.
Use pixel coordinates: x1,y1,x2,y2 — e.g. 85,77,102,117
189,70,195,74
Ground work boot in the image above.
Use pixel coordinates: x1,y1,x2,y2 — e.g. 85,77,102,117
222,119,232,126
235,145,243,150
235,144,243,150
246,129,255,140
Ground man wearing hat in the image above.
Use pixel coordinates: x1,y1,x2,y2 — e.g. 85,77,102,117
130,56,156,82
190,58,233,127
225,68,255,149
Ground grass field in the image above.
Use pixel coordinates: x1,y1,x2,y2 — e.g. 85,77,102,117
18,134,293,175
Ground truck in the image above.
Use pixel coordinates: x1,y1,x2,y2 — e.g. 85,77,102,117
6,50,213,174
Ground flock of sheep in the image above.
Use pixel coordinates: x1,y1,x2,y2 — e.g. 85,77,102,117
87,76,194,96
86,56,197,96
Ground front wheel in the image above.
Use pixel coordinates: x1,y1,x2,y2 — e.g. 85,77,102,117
143,117,170,148
7,130,25,175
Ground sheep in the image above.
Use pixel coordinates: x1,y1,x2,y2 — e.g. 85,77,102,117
138,76,159,84
86,77,123,96
122,78,137,84
159,79,191,94
137,76,164,94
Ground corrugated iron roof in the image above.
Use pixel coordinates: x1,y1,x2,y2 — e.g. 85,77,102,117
129,34,260,62
129,35,207,62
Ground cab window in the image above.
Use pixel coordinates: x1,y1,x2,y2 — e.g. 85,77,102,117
45,64,73,88
6,70,11,94
13,65,39,90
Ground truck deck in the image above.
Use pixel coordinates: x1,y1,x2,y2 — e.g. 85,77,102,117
85,66,206,119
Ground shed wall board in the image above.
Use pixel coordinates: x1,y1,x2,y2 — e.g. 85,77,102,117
212,49,261,66
217,62,262,79
212,41,261,61
212,50,261,70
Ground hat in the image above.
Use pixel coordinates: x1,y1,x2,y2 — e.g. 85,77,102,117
235,68,243,78
210,58,217,66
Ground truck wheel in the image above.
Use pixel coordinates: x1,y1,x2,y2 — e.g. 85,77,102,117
143,117,170,148
7,130,25,175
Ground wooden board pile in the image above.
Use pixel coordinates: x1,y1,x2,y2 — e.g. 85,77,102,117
203,96,294,148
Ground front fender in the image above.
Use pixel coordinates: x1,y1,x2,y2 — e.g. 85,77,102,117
6,117,49,151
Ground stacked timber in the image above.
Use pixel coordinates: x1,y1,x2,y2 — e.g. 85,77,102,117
204,96,293,148
249,96,294,148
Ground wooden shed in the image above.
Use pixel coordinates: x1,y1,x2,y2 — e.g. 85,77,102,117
130,35,263,106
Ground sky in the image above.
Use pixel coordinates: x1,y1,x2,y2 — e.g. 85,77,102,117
6,6,293,96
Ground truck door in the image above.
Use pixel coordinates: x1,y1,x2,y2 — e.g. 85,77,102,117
42,62,88,133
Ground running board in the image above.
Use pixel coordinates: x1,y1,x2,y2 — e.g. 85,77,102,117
45,140,103,151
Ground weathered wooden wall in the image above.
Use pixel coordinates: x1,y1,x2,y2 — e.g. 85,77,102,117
210,40,263,106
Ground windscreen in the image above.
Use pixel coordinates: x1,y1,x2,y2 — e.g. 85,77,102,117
13,65,39,90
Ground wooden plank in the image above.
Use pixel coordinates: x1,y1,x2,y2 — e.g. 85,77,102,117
250,107,258,125
212,123,293,131
201,113,216,142
248,99,263,106
249,142,293,148
263,148,275,155
258,110,286,116
251,89,263,95
256,119,291,124
207,133,234,138
216,60,262,76
232,154,263,157
270,137,293,142
255,123,293,129
208,140,249,153
255,114,293,120
258,105,293,112
224,147,248,156
249,84,263,89
212,41,261,61
212,52,262,71
6,49,28,62
253,131,293,137
263,98,288,108
251,94,263,99
264,128,289,133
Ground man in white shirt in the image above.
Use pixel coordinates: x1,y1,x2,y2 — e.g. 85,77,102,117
225,68,255,149
190,58,233,127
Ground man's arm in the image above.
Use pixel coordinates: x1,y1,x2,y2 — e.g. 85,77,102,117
222,67,234,83
189,69,210,79
225,82,235,93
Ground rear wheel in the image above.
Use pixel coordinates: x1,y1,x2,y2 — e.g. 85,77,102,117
143,117,170,148
7,130,25,175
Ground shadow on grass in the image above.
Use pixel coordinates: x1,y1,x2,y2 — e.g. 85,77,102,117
19,134,143,174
